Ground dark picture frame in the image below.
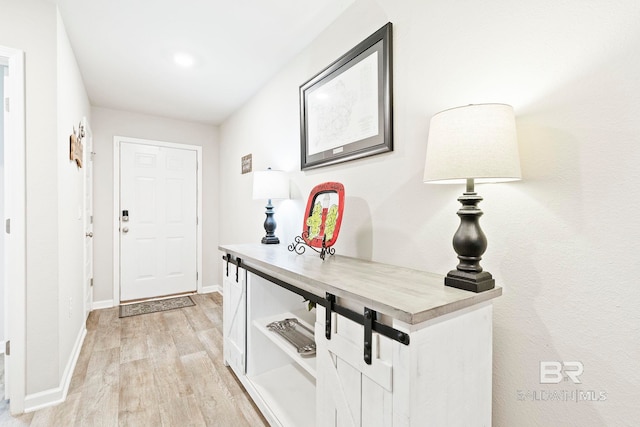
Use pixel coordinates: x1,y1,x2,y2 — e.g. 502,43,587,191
299,23,393,170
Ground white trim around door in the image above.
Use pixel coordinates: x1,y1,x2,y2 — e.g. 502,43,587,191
1,45,26,415
112,136,203,305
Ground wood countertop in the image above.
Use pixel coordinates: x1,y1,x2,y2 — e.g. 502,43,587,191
219,243,501,325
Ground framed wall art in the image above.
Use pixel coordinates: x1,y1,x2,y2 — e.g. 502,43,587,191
299,22,393,170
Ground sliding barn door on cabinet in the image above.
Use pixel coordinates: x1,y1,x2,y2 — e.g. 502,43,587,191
316,306,393,427
223,263,247,374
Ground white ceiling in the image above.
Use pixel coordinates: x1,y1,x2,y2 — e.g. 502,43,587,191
54,0,354,125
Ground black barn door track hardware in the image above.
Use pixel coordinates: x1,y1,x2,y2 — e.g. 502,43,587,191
223,254,410,364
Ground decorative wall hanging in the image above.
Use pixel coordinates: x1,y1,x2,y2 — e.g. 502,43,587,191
69,121,85,168
241,153,252,174
299,22,393,170
288,182,345,259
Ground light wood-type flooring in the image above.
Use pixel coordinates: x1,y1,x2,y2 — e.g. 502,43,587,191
0,293,268,426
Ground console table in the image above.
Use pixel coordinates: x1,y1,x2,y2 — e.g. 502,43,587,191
220,243,501,427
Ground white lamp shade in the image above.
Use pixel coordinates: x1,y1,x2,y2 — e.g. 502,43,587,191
252,170,289,200
423,104,521,184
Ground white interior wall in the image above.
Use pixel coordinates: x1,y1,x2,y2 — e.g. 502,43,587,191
0,0,60,394
0,0,91,401
219,0,640,424
56,9,90,383
90,106,219,305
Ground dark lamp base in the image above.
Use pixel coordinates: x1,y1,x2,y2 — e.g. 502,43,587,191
261,199,280,244
261,236,280,244
445,270,495,293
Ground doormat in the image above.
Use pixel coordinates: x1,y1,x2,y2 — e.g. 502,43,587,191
119,296,195,318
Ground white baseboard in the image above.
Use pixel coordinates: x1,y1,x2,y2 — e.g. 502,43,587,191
24,325,86,412
92,299,114,310
200,284,221,294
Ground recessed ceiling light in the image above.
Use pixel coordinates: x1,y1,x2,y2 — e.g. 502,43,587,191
173,52,195,68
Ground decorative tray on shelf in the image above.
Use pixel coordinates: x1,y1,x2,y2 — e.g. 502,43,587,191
266,318,316,357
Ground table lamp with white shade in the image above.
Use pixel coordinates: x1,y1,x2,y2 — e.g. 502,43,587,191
253,168,289,244
424,103,521,292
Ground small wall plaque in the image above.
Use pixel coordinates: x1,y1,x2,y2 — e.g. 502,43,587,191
242,154,252,174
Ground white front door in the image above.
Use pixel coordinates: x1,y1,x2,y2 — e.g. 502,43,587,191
119,141,197,301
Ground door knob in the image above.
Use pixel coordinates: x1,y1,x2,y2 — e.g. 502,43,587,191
85,232,93,238
122,227,129,233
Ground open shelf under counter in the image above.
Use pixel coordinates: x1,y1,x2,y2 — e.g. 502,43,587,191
253,309,317,378
248,363,316,427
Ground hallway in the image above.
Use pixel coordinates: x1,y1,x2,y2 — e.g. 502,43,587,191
0,293,267,426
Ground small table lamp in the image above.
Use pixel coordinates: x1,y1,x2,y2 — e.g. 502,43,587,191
253,168,289,244
424,104,521,292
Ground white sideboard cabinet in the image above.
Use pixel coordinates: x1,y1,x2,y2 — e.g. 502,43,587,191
220,244,501,427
